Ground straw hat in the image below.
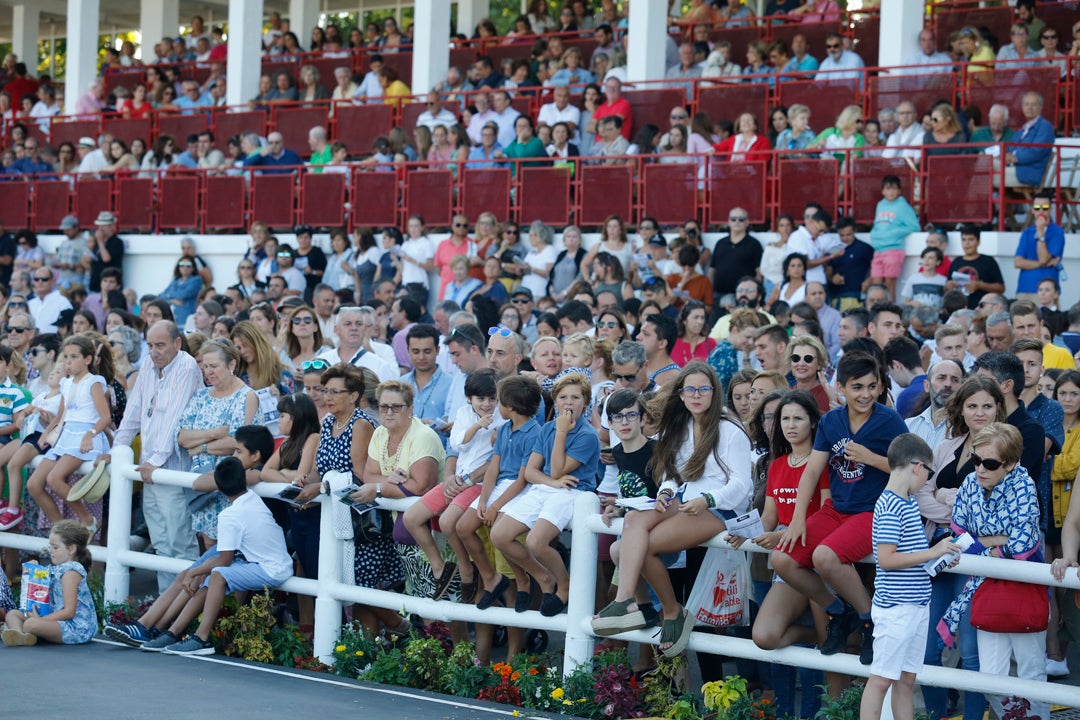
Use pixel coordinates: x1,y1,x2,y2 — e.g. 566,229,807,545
66,461,110,503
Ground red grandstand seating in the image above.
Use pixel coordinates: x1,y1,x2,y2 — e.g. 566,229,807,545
697,84,770,131
485,43,533,69
707,26,763,56
578,164,633,226
272,105,330,158
519,166,572,227
404,169,454,227
450,48,476,74
777,158,839,219
300,172,346,227
158,114,209,146
706,160,768,226
624,89,687,137
336,103,395,155
851,16,880,68
933,6,1012,53
104,117,152,147
850,157,916,224
307,57,349,91
32,181,72,230
379,53,413,88
924,154,993,224
0,181,30,229
103,70,146,98
159,173,201,229
251,173,296,228
204,175,247,230
965,67,1060,130
212,110,267,152
75,178,113,228
350,170,398,228
115,177,155,230
49,119,101,150
869,73,956,117
262,59,300,84
777,79,860,130
642,163,698,225
463,167,511,223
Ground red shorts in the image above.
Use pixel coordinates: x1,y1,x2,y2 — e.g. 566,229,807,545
419,482,483,532
780,500,873,568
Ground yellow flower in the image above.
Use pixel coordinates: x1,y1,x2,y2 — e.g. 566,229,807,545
551,688,565,700
563,700,573,706
355,650,364,657
512,712,521,717
335,644,346,652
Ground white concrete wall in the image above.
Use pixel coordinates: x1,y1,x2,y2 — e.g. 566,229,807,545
31,230,1079,307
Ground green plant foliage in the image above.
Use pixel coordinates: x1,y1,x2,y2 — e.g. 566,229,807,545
268,625,310,668
404,635,450,688
814,683,864,720
331,621,381,679
213,591,276,662
441,641,499,698
362,647,412,687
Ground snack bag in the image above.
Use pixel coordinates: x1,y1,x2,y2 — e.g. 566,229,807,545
20,562,51,615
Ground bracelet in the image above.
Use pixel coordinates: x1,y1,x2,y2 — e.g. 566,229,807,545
704,493,716,509
201,443,208,454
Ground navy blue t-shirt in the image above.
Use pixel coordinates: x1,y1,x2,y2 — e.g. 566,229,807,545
827,238,874,297
813,402,908,514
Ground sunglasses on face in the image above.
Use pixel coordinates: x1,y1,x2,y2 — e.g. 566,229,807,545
33,276,51,282
826,43,841,49
791,354,817,364
292,315,315,325
911,461,935,483
970,452,1005,472
511,298,530,304
597,321,619,329
8,301,26,308
1033,204,1051,211
729,216,748,223
612,372,639,382
5,325,28,333
452,222,467,228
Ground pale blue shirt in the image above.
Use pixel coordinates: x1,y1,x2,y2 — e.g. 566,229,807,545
898,50,954,75
815,50,865,88
995,44,1045,69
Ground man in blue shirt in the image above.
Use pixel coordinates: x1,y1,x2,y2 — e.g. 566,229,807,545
174,134,200,169
784,33,819,76
1004,92,1055,187
171,79,212,114
403,324,453,445
1013,189,1065,297
243,132,302,174
815,33,864,89
827,216,874,312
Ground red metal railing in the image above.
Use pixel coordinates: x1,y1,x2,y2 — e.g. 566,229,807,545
0,141,1073,234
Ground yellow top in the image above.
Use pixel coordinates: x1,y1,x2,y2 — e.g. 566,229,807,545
382,80,412,106
1044,342,1077,370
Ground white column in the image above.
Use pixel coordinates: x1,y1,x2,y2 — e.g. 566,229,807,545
412,0,450,95
455,0,489,37
289,0,319,51
64,0,100,115
12,6,39,77
626,0,667,83
226,0,265,107
878,0,923,69
140,0,179,57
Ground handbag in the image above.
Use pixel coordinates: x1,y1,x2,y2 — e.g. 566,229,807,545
351,502,394,544
970,576,1049,633
685,546,750,628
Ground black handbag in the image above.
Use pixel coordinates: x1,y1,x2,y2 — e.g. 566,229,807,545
350,502,393,544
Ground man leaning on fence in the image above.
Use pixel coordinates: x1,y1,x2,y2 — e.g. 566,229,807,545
97,321,204,592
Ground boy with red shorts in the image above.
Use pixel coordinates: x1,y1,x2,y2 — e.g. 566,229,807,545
774,350,908,665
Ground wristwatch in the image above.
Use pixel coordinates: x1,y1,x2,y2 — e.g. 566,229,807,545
376,483,383,499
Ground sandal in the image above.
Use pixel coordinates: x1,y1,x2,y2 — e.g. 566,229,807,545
591,598,647,637
659,608,694,659
476,574,510,610
431,561,457,601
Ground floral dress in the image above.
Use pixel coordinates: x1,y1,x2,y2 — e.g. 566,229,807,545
0,565,15,612
50,561,97,644
180,384,255,538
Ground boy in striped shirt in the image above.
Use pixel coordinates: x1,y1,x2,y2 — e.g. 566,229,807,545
861,434,960,720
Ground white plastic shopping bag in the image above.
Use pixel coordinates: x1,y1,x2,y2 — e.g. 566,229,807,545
685,547,749,627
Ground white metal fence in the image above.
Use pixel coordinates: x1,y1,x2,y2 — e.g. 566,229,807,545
2,444,1080,709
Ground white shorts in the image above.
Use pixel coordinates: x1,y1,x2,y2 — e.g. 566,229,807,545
470,478,514,511
870,602,930,680
500,484,578,531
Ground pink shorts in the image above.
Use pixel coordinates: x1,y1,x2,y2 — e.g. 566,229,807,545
870,248,905,279
779,500,873,569
419,482,483,526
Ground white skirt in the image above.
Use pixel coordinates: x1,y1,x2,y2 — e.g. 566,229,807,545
44,421,110,462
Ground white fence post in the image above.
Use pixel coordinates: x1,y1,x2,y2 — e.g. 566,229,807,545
313,496,343,664
103,445,135,604
564,492,599,674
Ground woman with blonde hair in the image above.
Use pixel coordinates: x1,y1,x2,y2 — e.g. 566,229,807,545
922,103,969,156
280,304,328,375
809,105,865,163
230,320,295,434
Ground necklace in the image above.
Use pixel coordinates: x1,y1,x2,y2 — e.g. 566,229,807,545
789,449,811,466
333,412,353,433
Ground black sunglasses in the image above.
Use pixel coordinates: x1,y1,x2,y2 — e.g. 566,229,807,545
790,354,817,364
612,372,639,382
970,453,1005,472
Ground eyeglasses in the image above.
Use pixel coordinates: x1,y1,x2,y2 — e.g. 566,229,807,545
970,452,1005,472
679,385,713,397
378,402,407,414
729,216,748,223
610,411,642,424
301,359,331,371
452,222,467,228
612,372,639,383
791,354,817,364
488,327,513,337
324,387,354,396
911,461,935,483
29,347,48,356
178,262,193,268
7,301,26,308
931,116,944,123
292,316,315,325
825,43,841,49
511,298,531,306
276,252,290,258
503,228,519,235
108,340,123,348
1033,203,1051,211
33,275,51,282
670,114,688,121
1042,34,1058,40
597,321,619,329
5,325,29,333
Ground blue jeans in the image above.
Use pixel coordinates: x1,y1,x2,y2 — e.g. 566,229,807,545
923,571,985,720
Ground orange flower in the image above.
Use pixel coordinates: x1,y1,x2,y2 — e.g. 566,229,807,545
528,668,539,675
511,671,521,681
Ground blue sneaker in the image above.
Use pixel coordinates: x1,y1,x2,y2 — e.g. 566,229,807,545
140,630,180,652
163,635,215,656
104,622,156,647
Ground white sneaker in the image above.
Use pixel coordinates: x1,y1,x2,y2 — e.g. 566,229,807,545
1046,657,1070,677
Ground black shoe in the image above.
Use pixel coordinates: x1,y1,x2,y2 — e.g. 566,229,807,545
820,603,858,655
858,619,874,665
